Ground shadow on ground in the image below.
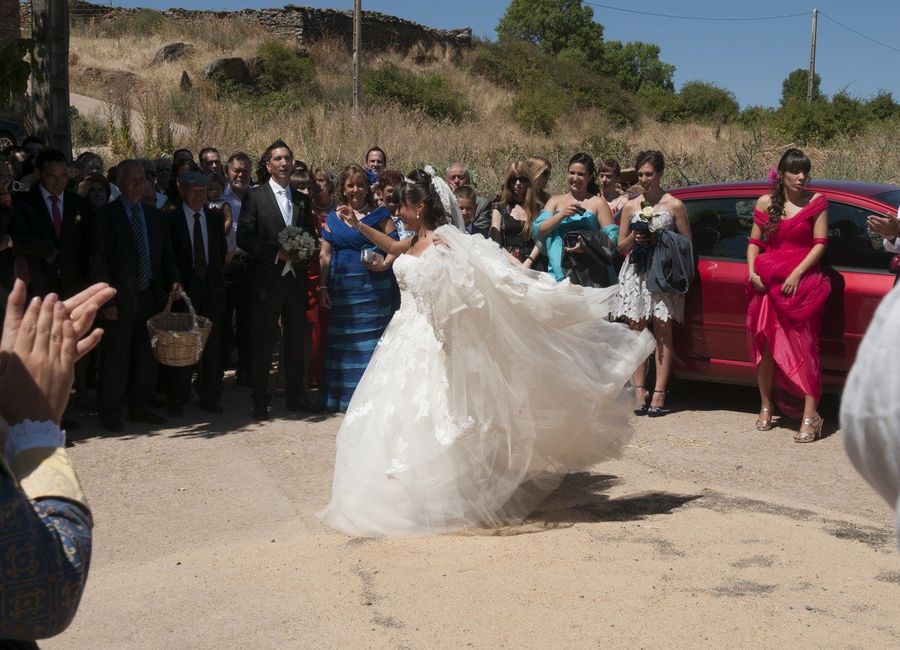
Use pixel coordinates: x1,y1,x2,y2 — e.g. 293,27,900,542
529,472,702,525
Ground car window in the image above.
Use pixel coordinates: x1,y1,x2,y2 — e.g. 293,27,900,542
823,202,894,271
684,197,754,260
685,197,896,272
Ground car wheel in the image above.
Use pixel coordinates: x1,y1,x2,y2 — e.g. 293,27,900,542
0,131,15,150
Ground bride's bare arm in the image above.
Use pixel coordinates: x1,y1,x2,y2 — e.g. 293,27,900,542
344,211,412,255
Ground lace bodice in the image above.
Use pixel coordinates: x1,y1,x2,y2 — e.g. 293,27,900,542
392,251,423,295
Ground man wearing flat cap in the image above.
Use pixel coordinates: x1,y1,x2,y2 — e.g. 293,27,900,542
91,159,183,432
165,171,228,415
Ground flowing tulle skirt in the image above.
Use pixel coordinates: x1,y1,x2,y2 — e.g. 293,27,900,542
747,249,830,417
320,226,655,537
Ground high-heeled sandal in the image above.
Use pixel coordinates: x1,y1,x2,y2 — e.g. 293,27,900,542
633,385,649,416
647,390,671,418
794,414,823,443
755,406,773,431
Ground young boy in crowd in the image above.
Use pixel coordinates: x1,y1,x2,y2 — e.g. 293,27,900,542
379,169,414,240
453,185,480,236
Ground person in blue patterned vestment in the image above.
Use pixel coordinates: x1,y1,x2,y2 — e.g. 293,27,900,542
0,279,112,643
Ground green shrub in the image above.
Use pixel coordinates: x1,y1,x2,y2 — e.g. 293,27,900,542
674,81,739,124
866,90,900,121
829,91,867,138
255,41,317,94
214,41,317,116
771,99,840,144
578,132,630,165
473,40,638,127
637,85,680,122
512,90,561,134
736,105,776,128
70,107,106,148
365,63,468,122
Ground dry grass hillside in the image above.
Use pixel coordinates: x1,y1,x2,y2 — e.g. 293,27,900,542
68,12,900,193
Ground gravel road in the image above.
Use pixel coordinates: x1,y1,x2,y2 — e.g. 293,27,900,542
43,379,899,649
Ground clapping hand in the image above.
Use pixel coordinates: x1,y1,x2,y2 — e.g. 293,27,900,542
0,280,113,427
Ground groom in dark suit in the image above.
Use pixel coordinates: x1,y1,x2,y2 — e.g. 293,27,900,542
237,140,317,419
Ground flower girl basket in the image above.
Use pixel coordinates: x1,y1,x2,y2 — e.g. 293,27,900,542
147,291,212,367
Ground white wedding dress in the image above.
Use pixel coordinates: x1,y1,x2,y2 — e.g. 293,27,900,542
319,225,655,536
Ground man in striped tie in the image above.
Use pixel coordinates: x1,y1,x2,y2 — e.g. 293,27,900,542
91,160,183,432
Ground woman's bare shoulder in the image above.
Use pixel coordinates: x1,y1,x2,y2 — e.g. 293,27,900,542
662,194,685,211
544,194,565,210
755,194,772,211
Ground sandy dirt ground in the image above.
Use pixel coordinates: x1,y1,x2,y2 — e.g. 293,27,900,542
43,379,898,649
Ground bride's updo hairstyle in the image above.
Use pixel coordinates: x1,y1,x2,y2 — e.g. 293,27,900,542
767,148,812,237
393,169,449,230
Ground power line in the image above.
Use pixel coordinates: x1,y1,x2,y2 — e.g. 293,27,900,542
583,2,807,22
818,11,900,55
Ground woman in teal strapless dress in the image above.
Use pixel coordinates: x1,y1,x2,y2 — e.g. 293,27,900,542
531,152,618,282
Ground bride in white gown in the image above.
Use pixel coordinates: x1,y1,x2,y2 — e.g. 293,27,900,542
319,171,655,536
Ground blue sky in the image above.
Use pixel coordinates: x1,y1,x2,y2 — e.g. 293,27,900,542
121,1,900,107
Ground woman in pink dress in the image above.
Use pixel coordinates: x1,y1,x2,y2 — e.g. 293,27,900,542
306,167,336,389
746,149,830,442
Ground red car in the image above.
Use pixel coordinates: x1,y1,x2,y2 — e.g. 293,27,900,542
668,180,900,391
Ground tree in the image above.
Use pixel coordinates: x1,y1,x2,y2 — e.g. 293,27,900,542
780,68,821,106
497,0,605,69
603,40,675,93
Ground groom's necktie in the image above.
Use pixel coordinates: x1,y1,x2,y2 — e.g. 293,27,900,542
278,189,291,225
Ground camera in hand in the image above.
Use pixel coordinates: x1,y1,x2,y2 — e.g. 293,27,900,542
572,204,586,215
360,249,384,265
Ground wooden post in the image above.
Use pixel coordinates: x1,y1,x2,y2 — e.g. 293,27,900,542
807,8,818,104
0,0,24,118
32,0,71,156
352,0,361,115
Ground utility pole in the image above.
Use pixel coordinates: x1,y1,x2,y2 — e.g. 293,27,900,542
807,8,818,104
352,0,361,115
32,0,71,155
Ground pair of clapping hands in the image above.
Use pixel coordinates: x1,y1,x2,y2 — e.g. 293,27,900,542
0,280,115,430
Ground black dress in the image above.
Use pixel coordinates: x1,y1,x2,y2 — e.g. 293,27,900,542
491,203,533,262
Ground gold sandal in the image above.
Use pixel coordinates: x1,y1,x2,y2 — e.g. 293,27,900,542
794,414,823,443
755,406,773,431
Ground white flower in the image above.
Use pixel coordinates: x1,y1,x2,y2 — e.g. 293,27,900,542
641,205,654,218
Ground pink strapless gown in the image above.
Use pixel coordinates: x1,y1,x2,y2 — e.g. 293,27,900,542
747,195,831,417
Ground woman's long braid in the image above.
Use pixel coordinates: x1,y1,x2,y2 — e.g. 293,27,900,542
766,175,786,239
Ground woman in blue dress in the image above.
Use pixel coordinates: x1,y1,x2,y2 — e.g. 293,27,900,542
319,164,398,412
531,153,618,283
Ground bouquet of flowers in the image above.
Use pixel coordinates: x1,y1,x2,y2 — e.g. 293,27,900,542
277,225,318,277
630,201,656,274
637,200,658,233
